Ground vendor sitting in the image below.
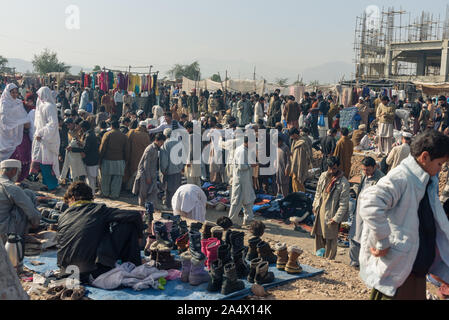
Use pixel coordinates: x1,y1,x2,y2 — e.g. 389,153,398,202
0,159,40,243
351,124,366,148
56,181,144,283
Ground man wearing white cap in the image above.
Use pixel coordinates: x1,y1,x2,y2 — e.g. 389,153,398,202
386,131,412,171
0,159,40,240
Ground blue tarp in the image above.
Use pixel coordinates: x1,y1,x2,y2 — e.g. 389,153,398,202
24,250,323,300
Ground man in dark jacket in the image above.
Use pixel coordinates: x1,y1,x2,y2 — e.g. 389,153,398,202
69,121,100,195
268,93,282,127
57,181,144,283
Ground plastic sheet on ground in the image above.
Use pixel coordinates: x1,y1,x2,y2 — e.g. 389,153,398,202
24,250,323,300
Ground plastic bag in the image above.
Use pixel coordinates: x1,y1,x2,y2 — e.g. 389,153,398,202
318,114,325,127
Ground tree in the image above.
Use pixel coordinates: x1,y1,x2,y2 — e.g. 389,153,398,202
0,55,8,71
211,73,221,82
309,80,320,86
32,49,71,75
275,77,289,86
93,65,101,72
168,61,201,80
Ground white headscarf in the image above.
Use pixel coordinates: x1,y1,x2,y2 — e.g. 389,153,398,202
0,83,29,161
36,86,56,108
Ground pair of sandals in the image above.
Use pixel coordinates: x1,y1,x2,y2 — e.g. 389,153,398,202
46,285,86,300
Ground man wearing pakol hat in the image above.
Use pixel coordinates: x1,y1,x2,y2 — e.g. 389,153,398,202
0,159,40,241
386,131,412,171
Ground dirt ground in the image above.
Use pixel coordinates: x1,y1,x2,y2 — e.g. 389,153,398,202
19,149,446,300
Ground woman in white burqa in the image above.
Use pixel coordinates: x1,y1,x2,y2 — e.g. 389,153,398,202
31,87,60,191
0,83,30,162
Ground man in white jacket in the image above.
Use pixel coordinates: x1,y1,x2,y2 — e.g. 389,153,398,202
359,130,449,300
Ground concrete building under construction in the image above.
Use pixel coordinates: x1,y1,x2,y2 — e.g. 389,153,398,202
354,6,449,83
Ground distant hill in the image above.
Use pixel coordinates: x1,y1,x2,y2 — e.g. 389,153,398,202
6,58,90,75
300,61,354,84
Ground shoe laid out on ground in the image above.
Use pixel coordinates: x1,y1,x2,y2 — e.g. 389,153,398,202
247,257,263,283
254,260,275,285
180,251,192,283
175,232,189,254
190,222,203,233
246,236,262,262
200,221,216,239
207,259,224,292
232,249,249,279
221,262,245,295
189,230,205,260
274,243,288,271
156,246,181,270
217,243,232,266
230,231,246,256
205,239,220,270
189,256,210,286
257,241,277,264
285,246,303,274
210,226,224,242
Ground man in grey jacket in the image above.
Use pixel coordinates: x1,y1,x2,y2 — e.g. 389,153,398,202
348,156,384,268
160,128,185,209
0,160,40,241
359,130,449,300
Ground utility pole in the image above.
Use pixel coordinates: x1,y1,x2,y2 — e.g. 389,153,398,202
253,66,256,80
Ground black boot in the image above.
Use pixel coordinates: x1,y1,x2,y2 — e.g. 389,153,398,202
254,260,275,285
246,237,262,261
179,220,189,235
257,241,277,264
230,231,245,256
232,250,249,279
247,257,262,283
217,243,232,266
188,230,205,260
153,221,172,247
221,262,245,295
190,222,203,233
170,224,181,250
200,221,215,240
207,260,224,292
225,230,234,246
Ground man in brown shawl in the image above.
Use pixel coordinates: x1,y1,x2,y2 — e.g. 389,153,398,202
311,156,349,260
124,121,150,191
333,127,354,178
283,96,300,129
133,133,166,208
289,128,311,193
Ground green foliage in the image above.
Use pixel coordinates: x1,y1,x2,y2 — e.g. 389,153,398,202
93,65,102,72
0,55,8,70
309,80,320,86
211,73,222,82
275,77,289,86
168,61,201,80
32,49,71,75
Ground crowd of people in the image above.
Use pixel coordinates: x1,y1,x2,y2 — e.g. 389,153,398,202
2,79,449,300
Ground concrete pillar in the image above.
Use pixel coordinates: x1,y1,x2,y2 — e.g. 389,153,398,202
384,45,392,78
440,40,449,82
416,54,426,76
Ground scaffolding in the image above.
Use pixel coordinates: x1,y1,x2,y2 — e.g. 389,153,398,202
354,5,449,81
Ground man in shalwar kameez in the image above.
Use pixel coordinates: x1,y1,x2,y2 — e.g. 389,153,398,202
133,133,166,208
228,136,256,227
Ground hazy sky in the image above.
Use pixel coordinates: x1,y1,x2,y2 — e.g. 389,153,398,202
1,0,449,81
